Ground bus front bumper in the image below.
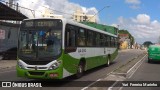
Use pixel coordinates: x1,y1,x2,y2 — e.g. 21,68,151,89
16,65,63,79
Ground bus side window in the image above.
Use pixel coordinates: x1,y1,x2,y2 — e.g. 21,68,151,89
107,36,111,47
77,28,86,46
95,33,100,47
65,24,77,53
100,34,105,47
87,31,94,46
115,38,118,47
65,25,76,47
111,37,114,47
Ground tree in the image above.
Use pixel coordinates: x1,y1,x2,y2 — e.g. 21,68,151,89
143,41,153,47
118,30,135,46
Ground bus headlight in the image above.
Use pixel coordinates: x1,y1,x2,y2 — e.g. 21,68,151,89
17,60,25,69
48,60,61,70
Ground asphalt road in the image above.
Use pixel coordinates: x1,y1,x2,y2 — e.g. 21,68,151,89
0,49,145,90
122,56,160,90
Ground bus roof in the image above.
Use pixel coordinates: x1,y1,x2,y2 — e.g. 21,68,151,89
80,22,117,35
64,19,117,37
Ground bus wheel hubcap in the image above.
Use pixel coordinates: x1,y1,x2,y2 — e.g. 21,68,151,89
79,66,82,73
108,60,110,65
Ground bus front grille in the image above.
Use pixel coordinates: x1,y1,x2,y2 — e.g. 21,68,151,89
27,67,47,70
28,71,45,76
23,60,51,65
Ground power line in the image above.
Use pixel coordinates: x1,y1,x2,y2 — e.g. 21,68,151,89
42,6,73,16
87,6,110,22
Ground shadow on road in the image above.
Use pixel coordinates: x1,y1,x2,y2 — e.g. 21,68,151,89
145,59,160,64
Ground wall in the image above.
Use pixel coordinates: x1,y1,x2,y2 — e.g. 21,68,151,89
0,21,20,52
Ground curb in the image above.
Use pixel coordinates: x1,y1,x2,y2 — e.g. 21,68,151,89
112,54,147,78
109,54,147,90
126,54,147,78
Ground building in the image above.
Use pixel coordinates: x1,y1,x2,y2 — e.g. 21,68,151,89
73,9,96,23
0,2,27,60
42,8,63,19
118,34,131,49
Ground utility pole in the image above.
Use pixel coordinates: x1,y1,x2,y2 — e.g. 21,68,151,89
9,0,13,8
84,15,88,22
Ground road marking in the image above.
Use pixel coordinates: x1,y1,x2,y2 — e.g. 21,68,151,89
108,80,119,90
119,86,123,90
127,54,146,74
81,68,116,90
118,54,147,90
81,79,102,90
128,54,147,78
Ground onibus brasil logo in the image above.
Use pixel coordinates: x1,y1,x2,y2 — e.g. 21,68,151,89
2,82,42,87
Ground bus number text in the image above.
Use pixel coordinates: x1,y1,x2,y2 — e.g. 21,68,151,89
78,49,86,53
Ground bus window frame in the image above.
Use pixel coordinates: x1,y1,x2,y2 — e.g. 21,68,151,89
77,28,86,47
64,24,78,53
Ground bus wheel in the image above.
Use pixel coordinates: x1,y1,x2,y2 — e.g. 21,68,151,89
75,63,84,78
148,58,152,63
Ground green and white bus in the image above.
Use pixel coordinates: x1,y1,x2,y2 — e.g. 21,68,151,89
16,18,118,79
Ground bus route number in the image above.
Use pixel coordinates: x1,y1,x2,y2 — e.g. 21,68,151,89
78,49,86,53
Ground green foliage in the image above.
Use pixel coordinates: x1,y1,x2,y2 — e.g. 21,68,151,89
143,41,153,47
118,30,135,45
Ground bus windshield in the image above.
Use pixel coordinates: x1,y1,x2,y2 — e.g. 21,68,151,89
18,19,62,60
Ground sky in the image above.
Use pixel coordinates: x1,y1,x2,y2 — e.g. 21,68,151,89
4,0,160,44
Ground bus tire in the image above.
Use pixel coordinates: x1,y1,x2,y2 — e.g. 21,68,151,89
75,62,84,78
148,57,151,63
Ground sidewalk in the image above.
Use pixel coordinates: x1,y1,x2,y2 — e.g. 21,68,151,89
0,60,17,70
118,49,130,52
118,49,146,53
